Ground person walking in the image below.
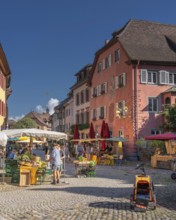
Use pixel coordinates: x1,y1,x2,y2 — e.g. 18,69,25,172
46,144,64,184
45,142,50,168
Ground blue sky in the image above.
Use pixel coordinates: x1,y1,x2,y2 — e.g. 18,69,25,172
0,0,176,120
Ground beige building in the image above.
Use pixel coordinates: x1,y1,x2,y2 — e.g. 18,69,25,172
70,64,92,139
0,44,12,129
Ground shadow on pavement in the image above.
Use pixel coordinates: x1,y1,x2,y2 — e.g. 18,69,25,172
28,183,176,212
28,186,132,199
88,201,130,211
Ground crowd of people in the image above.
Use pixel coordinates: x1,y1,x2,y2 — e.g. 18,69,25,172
72,141,114,159
1,139,123,185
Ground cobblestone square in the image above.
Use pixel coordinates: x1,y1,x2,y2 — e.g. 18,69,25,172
0,161,175,220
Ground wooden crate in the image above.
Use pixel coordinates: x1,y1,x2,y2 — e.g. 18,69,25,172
20,170,30,186
151,154,173,168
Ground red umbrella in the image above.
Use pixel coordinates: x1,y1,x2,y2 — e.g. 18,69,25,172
73,124,79,142
104,123,110,138
101,120,106,138
145,132,176,141
89,122,95,138
100,120,106,150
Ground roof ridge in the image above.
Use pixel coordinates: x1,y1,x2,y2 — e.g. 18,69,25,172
113,19,176,39
131,18,176,28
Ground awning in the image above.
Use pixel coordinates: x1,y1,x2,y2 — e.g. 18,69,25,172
145,133,176,141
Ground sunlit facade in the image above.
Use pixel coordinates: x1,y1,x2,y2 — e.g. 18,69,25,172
0,44,12,129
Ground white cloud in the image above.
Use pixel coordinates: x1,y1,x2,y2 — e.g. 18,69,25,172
9,115,24,121
36,105,46,114
9,98,59,121
35,98,59,115
46,98,59,115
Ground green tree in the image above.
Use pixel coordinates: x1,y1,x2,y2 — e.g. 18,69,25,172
161,105,176,132
13,117,37,129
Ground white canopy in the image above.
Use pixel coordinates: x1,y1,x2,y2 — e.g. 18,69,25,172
0,132,8,146
2,128,67,140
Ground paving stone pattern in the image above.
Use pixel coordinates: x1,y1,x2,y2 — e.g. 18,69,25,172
0,161,176,220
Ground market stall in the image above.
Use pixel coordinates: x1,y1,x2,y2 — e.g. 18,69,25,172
145,133,176,169
1,128,67,185
73,159,96,177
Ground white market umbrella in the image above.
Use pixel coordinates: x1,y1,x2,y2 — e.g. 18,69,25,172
2,128,67,140
0,132,8,146
0,132,7,184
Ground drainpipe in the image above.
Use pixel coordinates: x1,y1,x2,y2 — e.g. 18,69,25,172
134,60,140,141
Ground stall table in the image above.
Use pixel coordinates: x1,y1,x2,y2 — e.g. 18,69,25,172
20,166,38,185
73,161,96,177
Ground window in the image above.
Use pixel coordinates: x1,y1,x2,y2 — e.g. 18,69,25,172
151,129,161,135
84,111,89,124
105,55,112,69
169,72,176,84
116,73,126,88
85,89,89,102
148,97,158,112
76,93,79,105
116,101,127,117
99,106,106,119
76,113,80,124
81,91,84,104
148,71,157,84
97,62,102,73
115,49,120,62
92,109,97,120
92,87,97,97
81,111,84,124
105,57,109,69
141,69,157,84
101,83,106,94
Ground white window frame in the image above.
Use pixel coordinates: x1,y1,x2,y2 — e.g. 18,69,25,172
159,70,169,85
148,97,158,113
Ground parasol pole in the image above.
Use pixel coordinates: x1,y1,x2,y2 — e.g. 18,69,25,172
2,146,5,184
29,136,33,154
61,139,69,185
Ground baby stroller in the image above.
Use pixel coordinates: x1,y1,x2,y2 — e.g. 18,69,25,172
130,163,156,211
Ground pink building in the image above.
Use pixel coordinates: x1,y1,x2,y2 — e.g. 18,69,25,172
89,20,176,160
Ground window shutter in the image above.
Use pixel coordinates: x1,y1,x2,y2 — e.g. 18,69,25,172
102,59,105,70
123,73,126,86
104,106,106,119
105,82,108,93
141,69,148,83
99,85,102,95
108,54,112,67
91,109,93,119
96,108,100,119
159,70,169,84
91,88,94,98
115,76,119,88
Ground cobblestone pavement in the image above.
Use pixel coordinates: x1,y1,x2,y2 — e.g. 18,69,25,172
0,161,176,220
